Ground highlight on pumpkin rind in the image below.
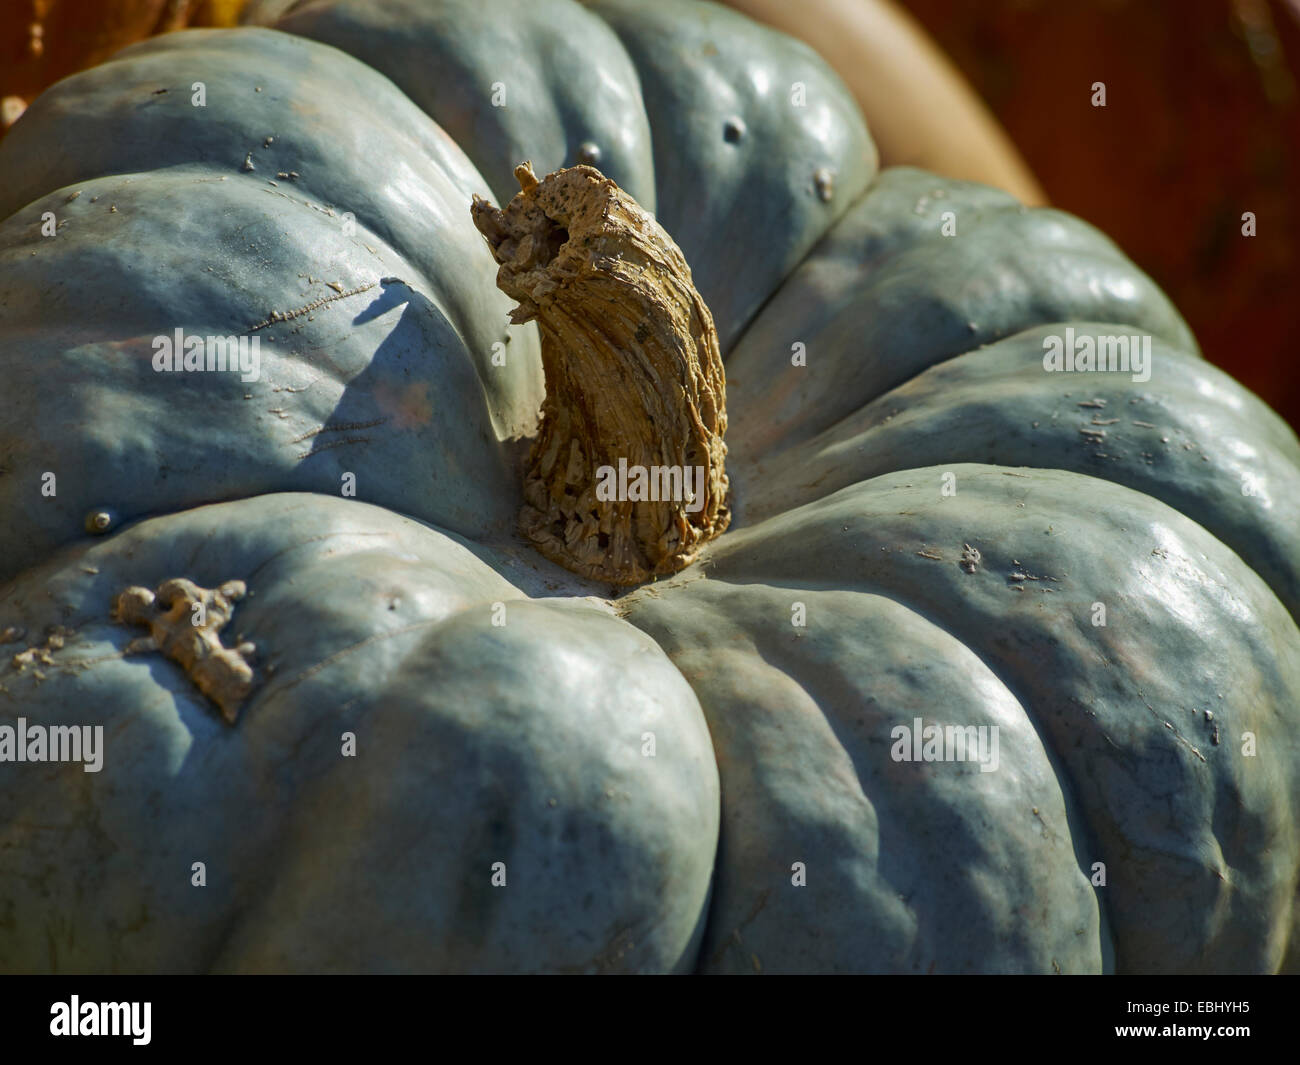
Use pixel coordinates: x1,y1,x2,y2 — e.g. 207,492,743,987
715,0,1048,205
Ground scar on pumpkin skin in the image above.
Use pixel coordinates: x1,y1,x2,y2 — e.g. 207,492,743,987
245,281,375,333
472,162,730,586
113,578,256,724
290,417,388,445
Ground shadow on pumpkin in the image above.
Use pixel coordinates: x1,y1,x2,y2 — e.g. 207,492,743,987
287,277,523,541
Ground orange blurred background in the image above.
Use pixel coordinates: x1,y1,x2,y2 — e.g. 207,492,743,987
902,0,1300,432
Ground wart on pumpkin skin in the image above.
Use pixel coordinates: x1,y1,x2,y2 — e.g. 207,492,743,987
113,578,257,724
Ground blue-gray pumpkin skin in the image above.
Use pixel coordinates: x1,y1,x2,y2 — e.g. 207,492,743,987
0,0,1297,973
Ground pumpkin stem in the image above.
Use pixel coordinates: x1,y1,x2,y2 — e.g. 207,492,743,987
472,162,730,586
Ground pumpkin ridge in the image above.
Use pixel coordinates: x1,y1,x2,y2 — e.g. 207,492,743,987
668,461,1300,971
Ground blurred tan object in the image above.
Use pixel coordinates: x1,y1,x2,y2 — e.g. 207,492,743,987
1,97,28,133
719,0,1047,204
0,1,200,128
192,0,250,23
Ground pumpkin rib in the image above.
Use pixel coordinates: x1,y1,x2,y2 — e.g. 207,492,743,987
0,170,525,583
652,462,1300,972
272,0,658,209
0,28,546,441
0,25,562,581
626,579,1114,973
0,492,720,973
725,168,1199,461
735,323,1300,623
582,0,877,351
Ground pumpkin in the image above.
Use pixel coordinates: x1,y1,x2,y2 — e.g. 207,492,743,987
0,0,1297,975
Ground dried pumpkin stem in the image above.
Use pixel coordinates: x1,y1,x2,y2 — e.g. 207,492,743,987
472,162,730,585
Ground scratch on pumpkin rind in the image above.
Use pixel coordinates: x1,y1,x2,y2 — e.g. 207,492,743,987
290,418,388,445
705,888,771,971
297,436,372,460
246,282,376,333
